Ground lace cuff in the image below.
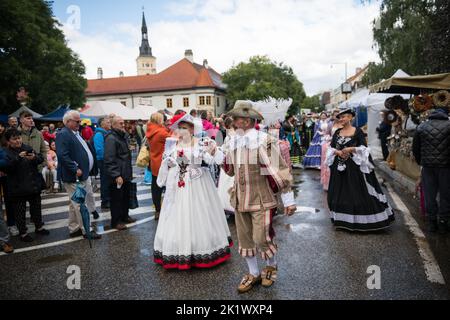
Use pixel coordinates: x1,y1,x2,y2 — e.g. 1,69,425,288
326,147,337,167
281,191,295,207
352,146,374,174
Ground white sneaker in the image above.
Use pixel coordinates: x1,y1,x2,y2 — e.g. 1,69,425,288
8,226,19,236
53,182,59,190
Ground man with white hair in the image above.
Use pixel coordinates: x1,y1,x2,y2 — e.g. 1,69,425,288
56,110,101,239
104,116,135,230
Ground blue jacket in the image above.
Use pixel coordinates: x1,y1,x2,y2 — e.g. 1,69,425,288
56,127,92,183
93,128,109,161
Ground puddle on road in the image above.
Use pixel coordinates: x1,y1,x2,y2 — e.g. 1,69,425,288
296,207,320,214
36,254,74,264
140,249,151,257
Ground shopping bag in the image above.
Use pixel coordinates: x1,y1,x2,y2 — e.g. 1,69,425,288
136,146,150,168
129,182,139,209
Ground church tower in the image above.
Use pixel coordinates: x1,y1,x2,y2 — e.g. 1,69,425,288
136,11,156,75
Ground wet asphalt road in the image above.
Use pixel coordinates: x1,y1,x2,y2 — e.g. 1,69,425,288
0,168,449,300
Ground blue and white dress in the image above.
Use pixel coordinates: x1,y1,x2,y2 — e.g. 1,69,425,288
303,120,328,169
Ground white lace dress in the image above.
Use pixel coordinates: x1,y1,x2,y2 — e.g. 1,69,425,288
154,140,232,269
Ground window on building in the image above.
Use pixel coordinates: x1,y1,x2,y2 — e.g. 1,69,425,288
166,98,173,108
199,96,205,105
206,96,211,105
183,97,189,107
216,97,220,107
121,101,127,106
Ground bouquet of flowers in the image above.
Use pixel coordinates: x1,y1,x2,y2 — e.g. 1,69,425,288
176,149,189,188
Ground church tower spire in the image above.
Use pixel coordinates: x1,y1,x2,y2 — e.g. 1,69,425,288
137,10,156,75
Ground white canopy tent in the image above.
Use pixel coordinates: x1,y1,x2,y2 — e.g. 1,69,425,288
133,105,158,120
338,70,411,159
82,101,150,121
9,106,42,118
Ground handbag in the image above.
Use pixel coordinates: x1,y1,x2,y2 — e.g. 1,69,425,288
136,145,150,168
129,182,139,209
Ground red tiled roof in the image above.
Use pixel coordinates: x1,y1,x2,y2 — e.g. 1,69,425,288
86,58,225,97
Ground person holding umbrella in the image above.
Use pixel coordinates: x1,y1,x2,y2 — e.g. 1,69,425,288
56,111,101,240
104,116,135,231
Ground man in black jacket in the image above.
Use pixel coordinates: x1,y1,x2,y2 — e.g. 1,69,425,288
104,116,136,231
413,103,450,234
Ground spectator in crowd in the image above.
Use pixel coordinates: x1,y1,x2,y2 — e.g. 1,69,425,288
0,122,6,147
3,128,50,242
413,93,450,234
56,111,101,240
42,125,56,144
376,111,392,161
104,116,135,231
0,146,14,253
146,112,171,221
190,109,198,118
81,123,94,141
49,123,56,134
18,111,47,171
8,117,18,129
93,117,112,209
0,122,17,236
136,120,145,150
42,139,59,191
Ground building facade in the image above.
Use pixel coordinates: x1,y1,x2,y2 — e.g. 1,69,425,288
85,13,227,116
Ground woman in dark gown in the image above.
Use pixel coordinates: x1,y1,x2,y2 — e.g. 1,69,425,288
326,109,395,232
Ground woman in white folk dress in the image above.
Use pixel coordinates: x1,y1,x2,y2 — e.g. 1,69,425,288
153,113,232,270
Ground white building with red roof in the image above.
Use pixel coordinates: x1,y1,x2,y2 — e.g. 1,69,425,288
85,13,227,116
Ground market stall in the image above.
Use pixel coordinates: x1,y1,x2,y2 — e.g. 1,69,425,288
37,105,97,124
82,101,145,121
9,106,42,118
371,72,450,180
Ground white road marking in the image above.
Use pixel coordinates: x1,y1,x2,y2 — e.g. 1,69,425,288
41,193,152,216
387,185,445,285
0,217,154,256
41,185,151,206
39,205,156,231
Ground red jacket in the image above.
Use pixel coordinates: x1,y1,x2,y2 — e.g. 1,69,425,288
81,126,94,141
43,131,56,143
146,123,171,176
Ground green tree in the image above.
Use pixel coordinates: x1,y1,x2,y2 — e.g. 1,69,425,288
302,95,323,113
0,0,86,114
222,56,306,116
423,0,450,74
362,0,450,86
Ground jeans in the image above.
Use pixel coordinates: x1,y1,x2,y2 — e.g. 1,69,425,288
422,167,450,221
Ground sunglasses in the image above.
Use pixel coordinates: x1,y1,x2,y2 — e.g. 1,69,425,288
70,119,82,124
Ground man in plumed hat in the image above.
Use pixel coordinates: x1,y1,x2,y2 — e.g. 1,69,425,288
223,101,297,293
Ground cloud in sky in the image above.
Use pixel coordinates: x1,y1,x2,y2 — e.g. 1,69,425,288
60,0,381,95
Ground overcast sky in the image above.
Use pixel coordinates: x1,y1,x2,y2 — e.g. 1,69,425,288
53,0,381,96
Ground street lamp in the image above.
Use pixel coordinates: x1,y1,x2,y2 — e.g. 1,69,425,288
330,62,350,103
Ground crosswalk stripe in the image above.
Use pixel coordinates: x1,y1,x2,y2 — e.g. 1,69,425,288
41,193,152,216
36,205,156,231
41,185,151,206
0,216,154,256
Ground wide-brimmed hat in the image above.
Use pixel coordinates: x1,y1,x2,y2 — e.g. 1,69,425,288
433,90,450,108
169,113,203,135
336,108,356,119
227,100,264,121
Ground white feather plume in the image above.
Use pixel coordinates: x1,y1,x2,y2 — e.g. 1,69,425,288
252,96,293,126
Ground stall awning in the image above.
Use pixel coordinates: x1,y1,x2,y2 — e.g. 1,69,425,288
371,73,450,94
9,106,42,118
